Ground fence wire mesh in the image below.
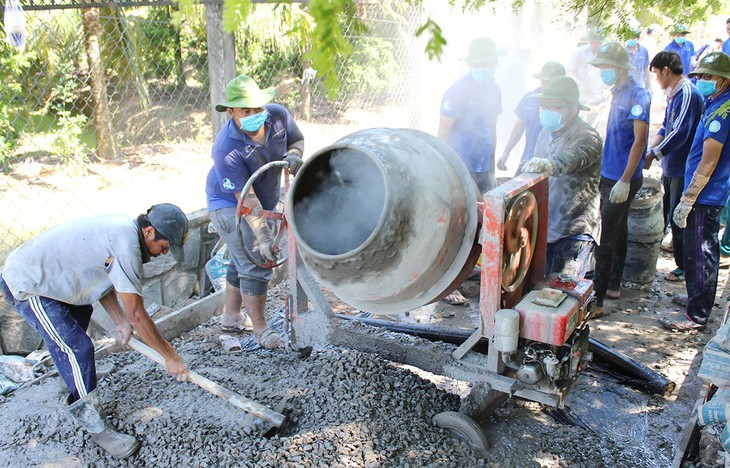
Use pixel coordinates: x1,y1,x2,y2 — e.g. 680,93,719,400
0,1,424,265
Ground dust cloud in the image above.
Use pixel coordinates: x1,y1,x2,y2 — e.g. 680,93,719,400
293,149,386,256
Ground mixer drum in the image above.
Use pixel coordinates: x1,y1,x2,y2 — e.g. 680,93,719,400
287,128,480,314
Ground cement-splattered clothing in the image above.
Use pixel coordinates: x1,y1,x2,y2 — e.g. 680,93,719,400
533,116,603,245
0,214,147,401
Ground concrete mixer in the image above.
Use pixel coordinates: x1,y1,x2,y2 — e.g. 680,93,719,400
237,128,594,451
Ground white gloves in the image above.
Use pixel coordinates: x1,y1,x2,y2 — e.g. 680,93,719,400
521,158,553,174
246,216,277,263
672,172,710,229
672,200,693,229
609,180,630,204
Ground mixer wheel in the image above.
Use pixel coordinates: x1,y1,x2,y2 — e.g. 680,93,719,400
432,411,489,453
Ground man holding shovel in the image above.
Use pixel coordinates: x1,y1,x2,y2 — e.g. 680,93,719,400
0,203,190,458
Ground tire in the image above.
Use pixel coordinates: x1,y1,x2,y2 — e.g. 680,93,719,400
432,411,489,453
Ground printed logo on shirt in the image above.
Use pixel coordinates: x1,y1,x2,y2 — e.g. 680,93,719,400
441,99,451,112
222,178,235,190
631,105,643,117
709,120,721,133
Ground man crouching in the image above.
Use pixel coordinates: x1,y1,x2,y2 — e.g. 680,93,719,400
0,203,190,458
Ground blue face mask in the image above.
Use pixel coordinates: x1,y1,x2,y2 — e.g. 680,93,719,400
675,36,686,45
239,110,268,132
539,109,563,132
600,68,618,86
626,39,637,48
697,78,719,97
470,68,493,83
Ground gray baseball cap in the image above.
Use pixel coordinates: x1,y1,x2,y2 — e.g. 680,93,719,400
147,203,189,262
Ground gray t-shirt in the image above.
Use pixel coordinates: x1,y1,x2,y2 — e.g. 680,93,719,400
2,214,144,305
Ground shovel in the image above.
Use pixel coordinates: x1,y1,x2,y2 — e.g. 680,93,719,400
128,338,285,427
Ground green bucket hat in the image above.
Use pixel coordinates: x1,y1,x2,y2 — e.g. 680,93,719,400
532,76,589,111
589,42,636,70
534,61,566,80
461,37,504,64
688,52,730,80
215,75,275,112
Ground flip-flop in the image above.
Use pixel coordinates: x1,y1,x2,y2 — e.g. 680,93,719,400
672,294,688,307
219,334,242,353
658,315,705,332
443,291,468,306
256,327,283,349
664,268,684,282
220,312,254,333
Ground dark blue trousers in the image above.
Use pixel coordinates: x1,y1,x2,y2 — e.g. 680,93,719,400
683,204,722,325
663,175,685,270
546,238,594,279
0,276,96,401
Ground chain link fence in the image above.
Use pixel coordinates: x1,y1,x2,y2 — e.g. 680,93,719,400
0,1,424,265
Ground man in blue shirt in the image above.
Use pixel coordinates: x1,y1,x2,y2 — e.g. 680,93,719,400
645,51,704,283
626,26,651,89
723,19,730,56
206,75,304,348
588,43,651,317
498,61,566,173
439,37,502,194
665,24,696,76
659,52,730,331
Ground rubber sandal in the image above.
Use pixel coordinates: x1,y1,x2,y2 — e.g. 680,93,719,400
220,312,254,333
721,256,730,270
219,334,242,353
664,268,684,282
443,291,469,306
672,294,688,307
256,327,283,349
658,315,705,332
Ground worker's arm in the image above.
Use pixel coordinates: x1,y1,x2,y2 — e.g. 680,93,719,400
673,138,724,228
643,67,651,91
498,119,526,170
99,289,132,347
550,132,603,176
609,119,648,204
284,139,304,175
438,115,455,142
650,89,699,161
620,120,649,182
234,191,276,262
117,291,188,381
644,134,665,169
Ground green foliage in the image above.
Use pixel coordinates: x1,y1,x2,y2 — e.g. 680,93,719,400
336,36,398,103
305,0,354,96
415,19,446,61
51,61,89,164
0,40,33,165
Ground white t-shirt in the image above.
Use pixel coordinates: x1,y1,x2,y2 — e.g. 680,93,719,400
2,214,144,305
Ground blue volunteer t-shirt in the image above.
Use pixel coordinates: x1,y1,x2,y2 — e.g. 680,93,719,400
601,78,651,181
440,73,502,172
206,103,304,212
515,87,542,161
627,44,650,88
655,78,704,177
684,88,730,206
664,40,696,75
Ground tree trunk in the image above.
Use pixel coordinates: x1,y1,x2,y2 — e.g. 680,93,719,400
81,3,117,160
205,2,236,136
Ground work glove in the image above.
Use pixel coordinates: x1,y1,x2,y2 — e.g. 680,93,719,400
609,180,630,204
246,216,277,263
521,158,553,174
673,172,710,229
284,151,304,176
672,200,693,229
497,151,510,171
115,322,132,348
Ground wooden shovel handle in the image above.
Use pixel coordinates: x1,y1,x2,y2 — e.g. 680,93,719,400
127,338,285,427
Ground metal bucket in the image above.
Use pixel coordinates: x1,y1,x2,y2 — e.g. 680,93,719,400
623,178,664,284
287,128,480,314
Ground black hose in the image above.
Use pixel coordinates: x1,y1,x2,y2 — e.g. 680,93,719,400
335,314,675,396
